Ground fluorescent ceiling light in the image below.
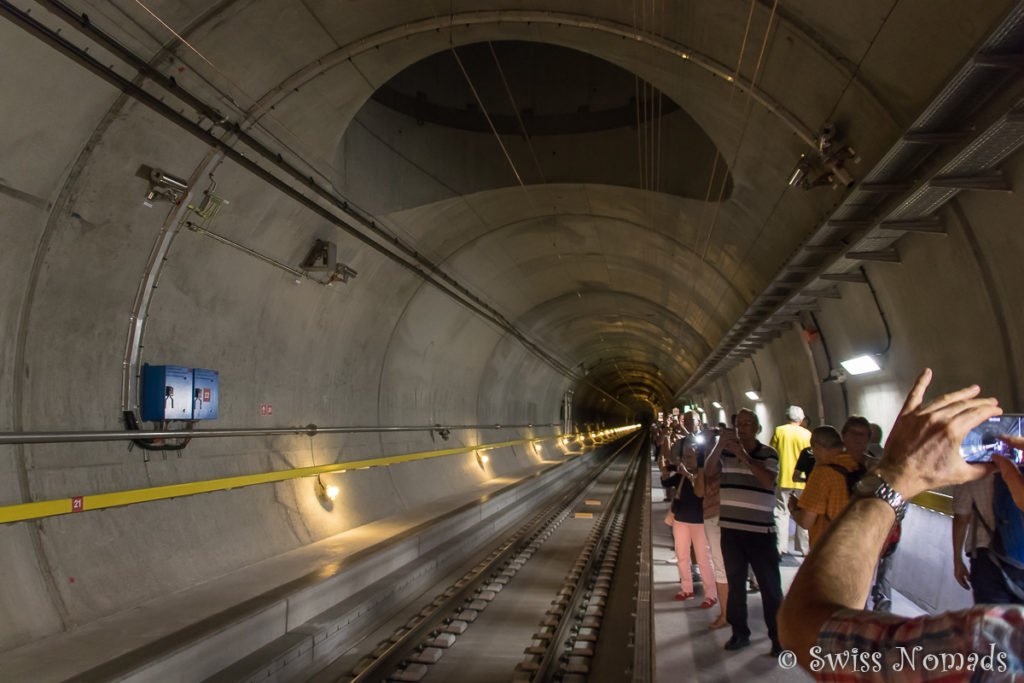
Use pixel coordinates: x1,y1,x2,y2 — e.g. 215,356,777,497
745,391,760,401
712,401,722,408
841,355,881,375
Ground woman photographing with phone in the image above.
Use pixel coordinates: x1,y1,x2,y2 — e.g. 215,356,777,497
670,424,719,610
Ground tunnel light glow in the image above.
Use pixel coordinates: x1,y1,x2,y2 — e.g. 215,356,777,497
479,454,489,463
325,485,339,501
533,442,542,452
745,391,760,401
712,401,722,408
841,355,881,375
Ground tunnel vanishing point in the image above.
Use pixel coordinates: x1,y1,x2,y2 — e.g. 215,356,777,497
3,1,1024,681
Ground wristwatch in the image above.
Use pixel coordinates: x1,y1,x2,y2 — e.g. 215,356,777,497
853,473,907,524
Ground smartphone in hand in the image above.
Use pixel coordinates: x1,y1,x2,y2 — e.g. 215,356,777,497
960,415,1024,464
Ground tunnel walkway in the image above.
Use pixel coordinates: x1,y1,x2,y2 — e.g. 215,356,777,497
650,465,811,682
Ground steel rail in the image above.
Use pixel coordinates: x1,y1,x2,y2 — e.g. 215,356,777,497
590,437,653,682
528,437,643,681
348,433,639,683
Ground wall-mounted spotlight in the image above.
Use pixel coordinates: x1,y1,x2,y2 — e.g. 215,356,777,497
476,452,490,466
146,168,189,204
300,239,358,286
316,475,339,501
788,155,812,187
712,401,722,408
788,123,859,191
840,355,882,375
745,391,760,401
532,442,543,453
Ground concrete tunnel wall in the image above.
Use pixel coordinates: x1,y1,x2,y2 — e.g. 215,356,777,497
694,151,1024,612
2,0,1023,659
0,32,574,652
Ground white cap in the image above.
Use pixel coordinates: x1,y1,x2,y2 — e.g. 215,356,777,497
787,405,805,422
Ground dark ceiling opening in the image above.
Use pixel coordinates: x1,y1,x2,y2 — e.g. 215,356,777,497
336,40,732,214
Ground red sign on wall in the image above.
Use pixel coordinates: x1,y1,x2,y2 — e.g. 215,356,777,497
260,403,273,416
203,388,211,401
71,496,84,512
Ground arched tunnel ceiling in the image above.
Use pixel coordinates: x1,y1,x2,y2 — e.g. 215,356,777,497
341,41,733,213
259,4,993,418
12,0,1005,423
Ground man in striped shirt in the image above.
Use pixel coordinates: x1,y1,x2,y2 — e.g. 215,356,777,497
718,408,784,656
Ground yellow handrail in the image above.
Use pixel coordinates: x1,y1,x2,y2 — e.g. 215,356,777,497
910,489,953,516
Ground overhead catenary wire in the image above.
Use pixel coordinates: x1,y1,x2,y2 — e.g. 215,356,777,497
2,2,599,395
450,45,526,188
671,0,760,392
36,0,647,414
127,0,343,191
22,1,641,409
691,0,781,342
488,41,546,184
699,0,779,261
676,0,780,385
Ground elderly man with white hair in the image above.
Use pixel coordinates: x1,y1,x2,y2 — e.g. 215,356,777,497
771,405,812,556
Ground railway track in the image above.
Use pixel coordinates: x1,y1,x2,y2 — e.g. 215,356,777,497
304,433,650,683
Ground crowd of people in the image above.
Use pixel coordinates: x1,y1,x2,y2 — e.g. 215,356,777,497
651,371,1024,678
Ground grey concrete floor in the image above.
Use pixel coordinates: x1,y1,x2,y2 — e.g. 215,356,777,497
305,457,629,682
427,462,624,681
651,468,812,683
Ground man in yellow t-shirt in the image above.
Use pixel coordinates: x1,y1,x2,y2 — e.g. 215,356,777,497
771,406,811,555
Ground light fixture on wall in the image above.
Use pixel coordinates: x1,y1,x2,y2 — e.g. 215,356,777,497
145,167,189,204
712,401,722,408
745,390,761,401
840,355,882,375
476,452,490,467
316,475,339,501
833,269,889,379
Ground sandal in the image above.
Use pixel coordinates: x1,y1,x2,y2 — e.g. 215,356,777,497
673,591,694,601
699,597,718,609
709,617,728,630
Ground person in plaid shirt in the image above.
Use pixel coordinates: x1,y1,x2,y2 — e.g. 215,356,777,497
778,370,1024,680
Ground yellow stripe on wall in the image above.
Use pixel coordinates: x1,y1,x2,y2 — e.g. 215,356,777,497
0,435,576,524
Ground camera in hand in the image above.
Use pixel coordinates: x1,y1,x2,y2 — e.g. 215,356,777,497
960,414,1023,464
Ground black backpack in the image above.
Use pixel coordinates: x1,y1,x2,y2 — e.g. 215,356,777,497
825,462,901,556
825,462,867,497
